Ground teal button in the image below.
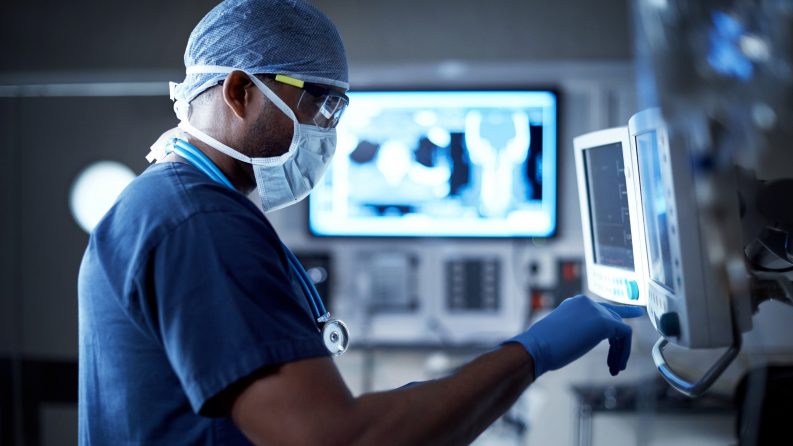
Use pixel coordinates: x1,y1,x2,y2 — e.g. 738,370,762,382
625,280,640,301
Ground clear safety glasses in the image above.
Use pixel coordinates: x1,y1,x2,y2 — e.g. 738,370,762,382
272,74,349,129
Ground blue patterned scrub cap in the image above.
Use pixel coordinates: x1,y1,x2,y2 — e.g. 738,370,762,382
172,0,348,105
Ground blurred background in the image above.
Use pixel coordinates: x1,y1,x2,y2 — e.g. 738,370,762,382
2,1,792,445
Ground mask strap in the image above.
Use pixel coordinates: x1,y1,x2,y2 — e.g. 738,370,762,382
248,75,299,123
185,65,299,124
177,121,253,164
178,65,300,167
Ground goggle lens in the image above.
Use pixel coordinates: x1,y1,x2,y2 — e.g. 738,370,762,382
297,90,348,129
269,74,349,129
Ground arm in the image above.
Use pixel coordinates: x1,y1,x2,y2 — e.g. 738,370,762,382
232,343,532,446
231,296,644,445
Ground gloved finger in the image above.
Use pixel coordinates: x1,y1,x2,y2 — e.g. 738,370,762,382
618,326,633,371
607,341,629,376
608,336,627,376
611,322,634,372
600,303,645,319
606,320,634,374
607,337,619,375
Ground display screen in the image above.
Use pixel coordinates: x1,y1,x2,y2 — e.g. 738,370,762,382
308,90,557,237
635,131,675,291
583,143,634,269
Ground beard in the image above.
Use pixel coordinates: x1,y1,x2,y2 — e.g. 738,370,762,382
233,106,295,189
247,105,294,159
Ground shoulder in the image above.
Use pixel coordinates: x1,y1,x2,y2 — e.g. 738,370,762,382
126,162,261,220
92,162,278,258
117,162,267,226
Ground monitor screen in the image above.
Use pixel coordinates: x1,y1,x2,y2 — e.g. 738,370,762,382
635,131,675,291
308,90,557,237
583,143,634,269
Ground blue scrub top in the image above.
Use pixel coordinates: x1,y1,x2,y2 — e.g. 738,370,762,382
78,161,329,445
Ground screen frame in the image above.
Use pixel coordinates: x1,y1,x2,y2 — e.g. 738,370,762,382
633,129,676,292
574,126,646,306
305,85,561,240
628,108,734,348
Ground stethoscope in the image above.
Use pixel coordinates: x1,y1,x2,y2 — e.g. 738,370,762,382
163,138,350,356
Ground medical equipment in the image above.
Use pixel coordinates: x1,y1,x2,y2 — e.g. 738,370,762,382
292,251,334,309
436,246,528,345
608,0,793,397
445,257,501,312
308,89,558,238
627,108,756,396
573,127,646,306
629,109,739,348
283,246,350,356
365,252,420,313
349,245,526,347
158,138,349,356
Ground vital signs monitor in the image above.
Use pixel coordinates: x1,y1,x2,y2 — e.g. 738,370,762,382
574,127,646,305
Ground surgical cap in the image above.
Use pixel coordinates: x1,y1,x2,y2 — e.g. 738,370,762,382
172,0,349,105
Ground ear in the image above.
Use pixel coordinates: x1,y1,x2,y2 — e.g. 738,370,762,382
221,70,256,120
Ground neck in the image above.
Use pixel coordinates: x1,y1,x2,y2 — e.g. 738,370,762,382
185,135,256,194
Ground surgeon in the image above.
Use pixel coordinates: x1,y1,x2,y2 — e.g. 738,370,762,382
77,0,644,444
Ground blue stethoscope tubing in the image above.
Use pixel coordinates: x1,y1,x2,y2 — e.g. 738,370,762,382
170,139,235,189
165,138,348,355
282,247,328,320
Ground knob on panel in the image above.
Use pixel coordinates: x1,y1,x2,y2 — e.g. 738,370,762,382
659,312,681,338
625,280,640,301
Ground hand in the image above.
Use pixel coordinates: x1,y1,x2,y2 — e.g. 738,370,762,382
505,295,645,378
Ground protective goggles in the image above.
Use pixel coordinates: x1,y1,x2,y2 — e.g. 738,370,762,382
269,74,349,129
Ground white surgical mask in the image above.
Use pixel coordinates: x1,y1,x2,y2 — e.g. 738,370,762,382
168,65,337,213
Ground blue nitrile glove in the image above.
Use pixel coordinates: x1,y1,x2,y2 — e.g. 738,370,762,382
505,295,645,378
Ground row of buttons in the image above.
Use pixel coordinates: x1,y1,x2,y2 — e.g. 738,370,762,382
646,289,681,338
590,271,640,301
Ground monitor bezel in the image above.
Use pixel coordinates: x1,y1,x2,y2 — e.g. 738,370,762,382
305,85,561,240
573,126,646,306
628,108,733,348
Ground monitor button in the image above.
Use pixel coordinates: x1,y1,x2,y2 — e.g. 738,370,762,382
625,280,640,301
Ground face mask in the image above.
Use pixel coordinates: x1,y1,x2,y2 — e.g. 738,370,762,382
171,65,337,213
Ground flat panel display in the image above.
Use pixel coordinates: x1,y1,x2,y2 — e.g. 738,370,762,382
308,90,557,237
583,143,634,269
574,126,644,305
635,131,675,291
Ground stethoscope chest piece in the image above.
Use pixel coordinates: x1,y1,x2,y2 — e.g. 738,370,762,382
160,139,353,357
322,319,349,356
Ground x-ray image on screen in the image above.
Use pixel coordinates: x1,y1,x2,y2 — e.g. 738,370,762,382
309,90,557,237
583,143,634,269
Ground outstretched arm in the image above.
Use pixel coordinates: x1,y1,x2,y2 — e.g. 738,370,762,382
233,343,533,446
231,296,644,446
